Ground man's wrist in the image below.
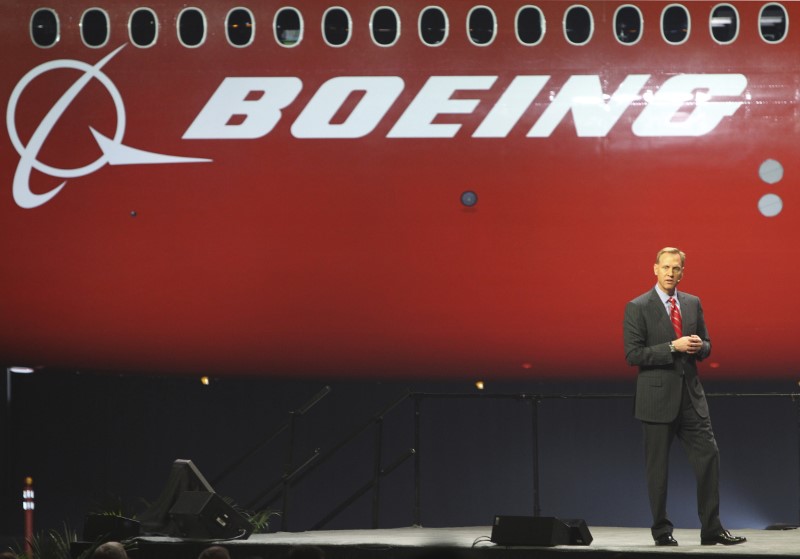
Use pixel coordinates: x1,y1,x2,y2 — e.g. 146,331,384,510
669,341,676,353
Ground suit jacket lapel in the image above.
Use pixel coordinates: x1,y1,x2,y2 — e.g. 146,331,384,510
677,292,693,335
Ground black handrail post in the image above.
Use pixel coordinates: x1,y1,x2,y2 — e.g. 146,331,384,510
413,393,422,527
281,410,297,532
530,396,541,517
372,416,384,528
795,394,800,526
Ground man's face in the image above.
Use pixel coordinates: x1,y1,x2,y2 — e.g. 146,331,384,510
654,253,683,295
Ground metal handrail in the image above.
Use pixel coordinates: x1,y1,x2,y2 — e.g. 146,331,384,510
217,389,800,531
232,388,415,530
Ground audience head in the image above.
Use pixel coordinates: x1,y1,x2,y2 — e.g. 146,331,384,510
92,541,129,559
198,546,231,559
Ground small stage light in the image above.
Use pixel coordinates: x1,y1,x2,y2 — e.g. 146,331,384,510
475,380,485,390
200,376,210,385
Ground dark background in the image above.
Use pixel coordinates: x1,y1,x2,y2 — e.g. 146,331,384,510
1,371,798,545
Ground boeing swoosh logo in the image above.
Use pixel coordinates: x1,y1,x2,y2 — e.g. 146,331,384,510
6,44,210,209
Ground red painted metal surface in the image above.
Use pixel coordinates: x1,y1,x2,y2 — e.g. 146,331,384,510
0,2,796,378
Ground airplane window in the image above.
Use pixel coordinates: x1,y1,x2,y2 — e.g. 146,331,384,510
662,4,689,44
419,6,448,46
615,5,642,45
323,7,351,47
129,8,158,48
516,5,544,46
710,4,738,44
81,8,110,48
275,7,303,47
564,5,593,45
371,7,400,46
468,6,496,46
227,7,254,47
31,8,59,48
178,8,206,47
760,3,787,43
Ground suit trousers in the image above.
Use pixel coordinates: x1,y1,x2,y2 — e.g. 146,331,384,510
641,378,723,539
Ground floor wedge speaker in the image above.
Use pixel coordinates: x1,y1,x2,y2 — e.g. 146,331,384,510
491,516,592,546
169,491,252,539
562,518,593,545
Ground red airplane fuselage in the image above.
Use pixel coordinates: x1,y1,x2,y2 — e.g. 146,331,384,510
1,1,796,379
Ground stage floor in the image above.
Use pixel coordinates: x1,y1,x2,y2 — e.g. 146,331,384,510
132,526,800,559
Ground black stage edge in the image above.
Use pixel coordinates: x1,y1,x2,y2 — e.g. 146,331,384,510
71,526,800,559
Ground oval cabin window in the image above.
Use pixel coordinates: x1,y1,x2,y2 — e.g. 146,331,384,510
275,8,303,47
178,8,206,47
323,7,351,46
129,8,158,48
760,3,788,43
564,5,593,45
516,6,544,46
227,8,254,47
81,8,109,48
710,4,738,44
371,7,399,46
420,6,448,46
468,6,496,46
615,5,642,44
31,8,59,48
662,4,690,44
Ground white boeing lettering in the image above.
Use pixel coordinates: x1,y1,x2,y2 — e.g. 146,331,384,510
387,76,497,138
528,75,651,137
291,77,404,138
183,74,745,141
632,74,747,137
183,77,302,139
473,76,550,138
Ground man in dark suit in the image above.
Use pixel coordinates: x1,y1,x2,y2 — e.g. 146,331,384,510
623,247,745,547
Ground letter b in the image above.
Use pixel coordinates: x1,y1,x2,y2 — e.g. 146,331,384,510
183,77,302,139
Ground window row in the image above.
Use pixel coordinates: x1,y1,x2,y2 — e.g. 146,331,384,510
30,3,790,50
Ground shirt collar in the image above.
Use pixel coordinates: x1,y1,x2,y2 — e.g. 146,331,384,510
654,284,679,306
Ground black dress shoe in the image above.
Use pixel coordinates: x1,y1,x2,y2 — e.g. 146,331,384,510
654,534,678,546
701,530,746,546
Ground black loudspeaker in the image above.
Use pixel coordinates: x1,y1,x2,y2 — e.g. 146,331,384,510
168,491,253,539
562,518,593,545
491,516,592,546
140,459,217,535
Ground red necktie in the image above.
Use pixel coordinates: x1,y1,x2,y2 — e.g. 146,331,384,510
668,297,682,339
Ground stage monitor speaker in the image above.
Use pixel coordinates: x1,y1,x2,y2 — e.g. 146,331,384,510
139,459,217,535
169,491,253,540
491,516,592,546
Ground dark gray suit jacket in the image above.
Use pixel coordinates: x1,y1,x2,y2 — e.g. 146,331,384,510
623,288,711,423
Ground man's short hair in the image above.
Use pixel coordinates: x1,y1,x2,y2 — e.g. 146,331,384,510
655,247,686,266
